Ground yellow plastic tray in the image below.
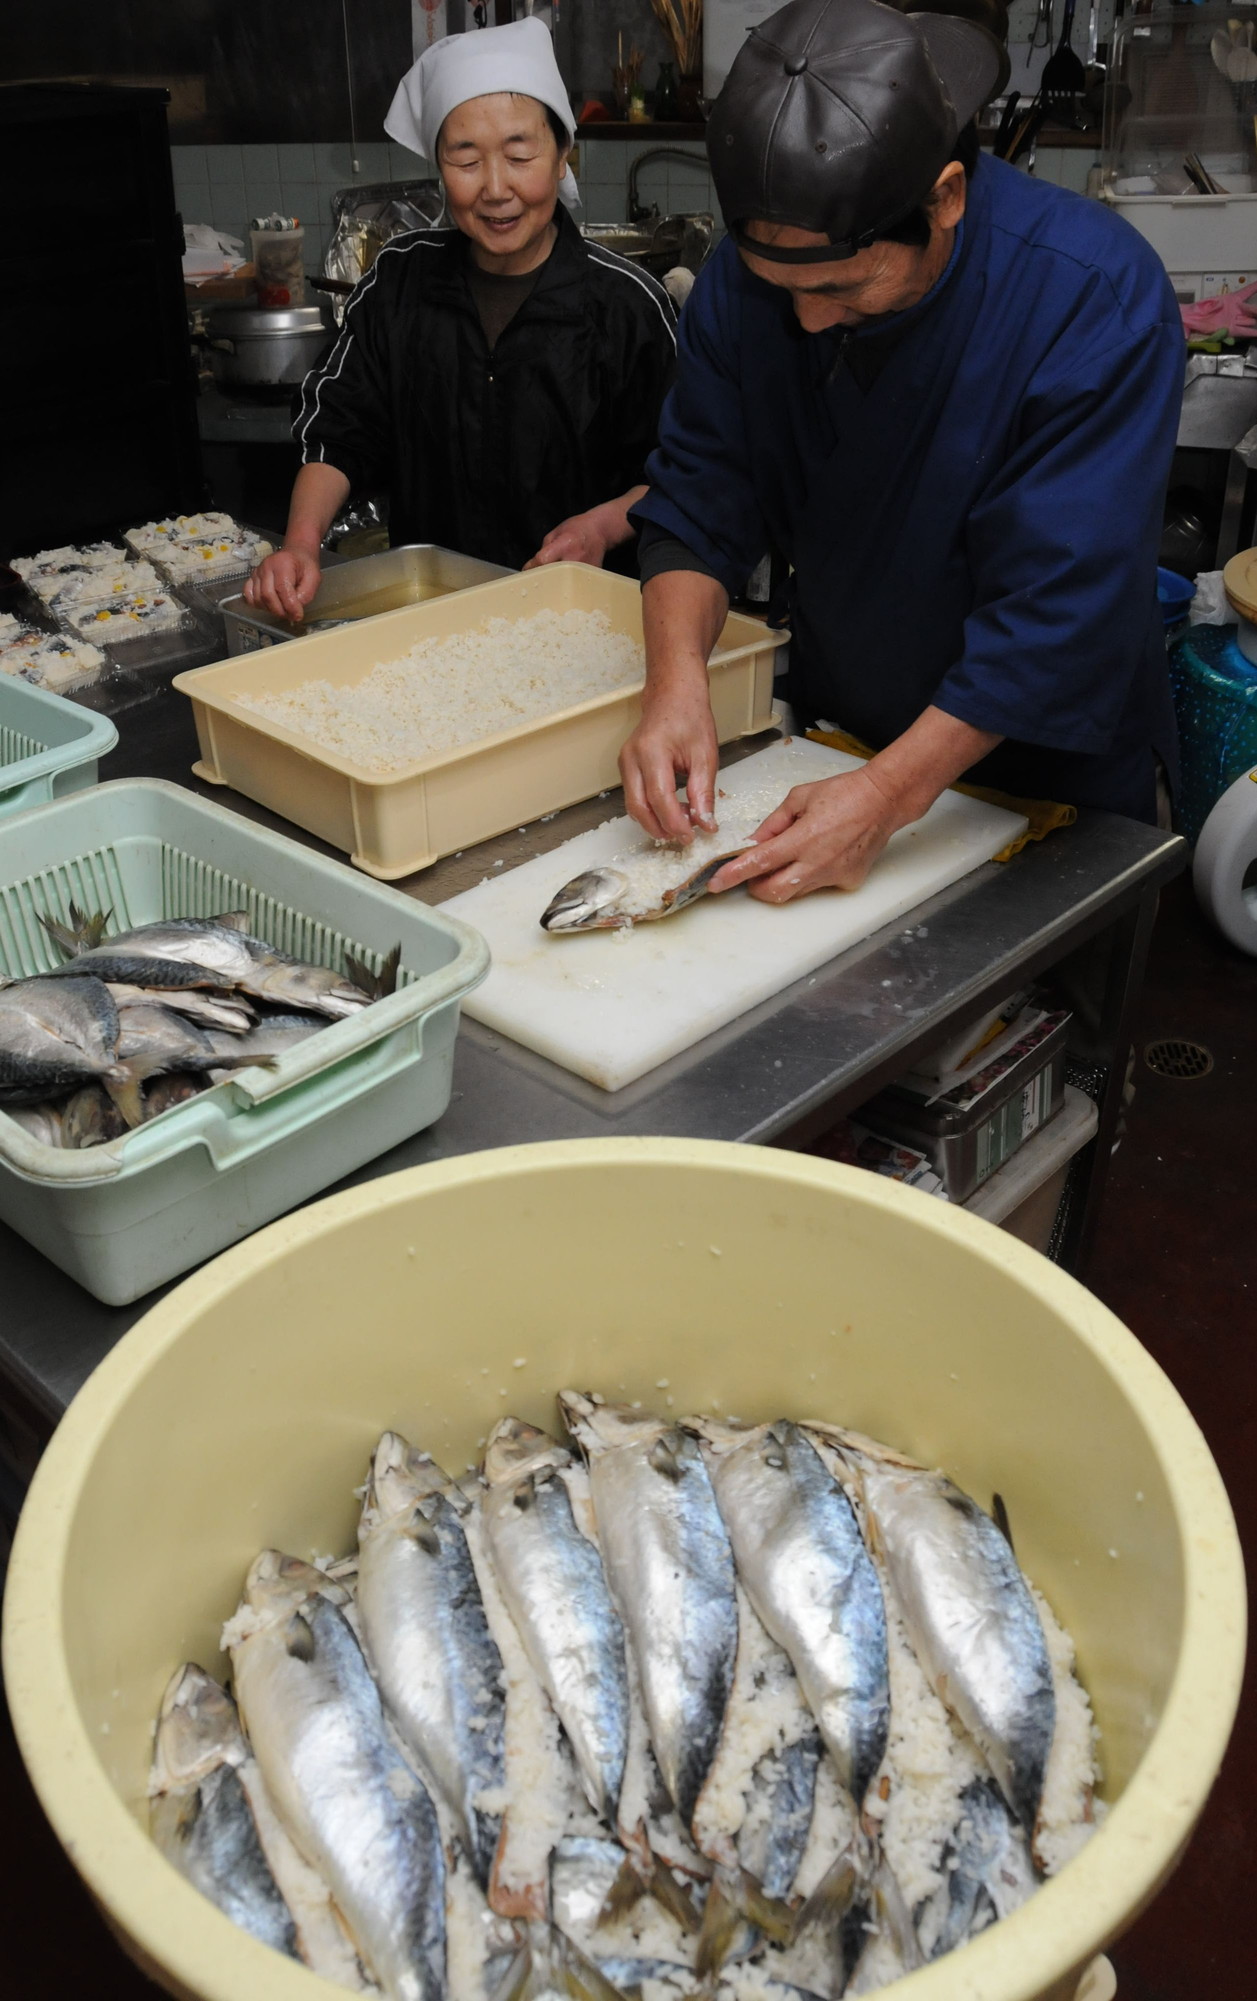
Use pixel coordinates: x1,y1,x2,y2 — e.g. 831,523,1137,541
2,1140,1244,2001
175,564,786,879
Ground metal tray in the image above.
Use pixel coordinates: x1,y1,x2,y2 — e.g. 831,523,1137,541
218,543,515,654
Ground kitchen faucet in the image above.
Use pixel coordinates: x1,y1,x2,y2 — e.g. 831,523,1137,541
627,147,710,223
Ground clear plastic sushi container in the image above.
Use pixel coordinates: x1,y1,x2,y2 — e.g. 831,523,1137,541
0,777,488,1303
3,590,154,715
0,1139,1246,2001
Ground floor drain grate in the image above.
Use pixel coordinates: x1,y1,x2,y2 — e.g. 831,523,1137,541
1144,1037,1214,1079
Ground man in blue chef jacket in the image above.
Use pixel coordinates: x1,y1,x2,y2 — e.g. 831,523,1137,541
619,0,1184,902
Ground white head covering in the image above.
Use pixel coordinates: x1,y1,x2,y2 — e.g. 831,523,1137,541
385,19,580,211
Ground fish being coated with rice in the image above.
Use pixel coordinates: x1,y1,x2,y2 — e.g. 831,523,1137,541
227,1550,446,2001
807,1425,1055,1843
149,1663,299,1960
694,1422,889,1819
481,1418,630,1826
560,1393,738,1832
356,1433,506,1888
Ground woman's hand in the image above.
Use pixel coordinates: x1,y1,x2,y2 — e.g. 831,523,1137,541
524,506,617,570
709,767,903,901
524,484,648,570
244,546,323,623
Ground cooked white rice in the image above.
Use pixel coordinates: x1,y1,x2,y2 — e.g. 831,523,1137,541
235,608,646,773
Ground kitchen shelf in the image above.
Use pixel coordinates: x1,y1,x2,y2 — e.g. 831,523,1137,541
577,120,707,140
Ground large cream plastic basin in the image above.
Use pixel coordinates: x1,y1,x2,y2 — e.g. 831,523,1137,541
3,1139,1245,2001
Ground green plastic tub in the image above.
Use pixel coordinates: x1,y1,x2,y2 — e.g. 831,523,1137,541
0,780,488,1303
0,674,118,819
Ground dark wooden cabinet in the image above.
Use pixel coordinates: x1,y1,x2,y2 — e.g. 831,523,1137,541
0,83,203,555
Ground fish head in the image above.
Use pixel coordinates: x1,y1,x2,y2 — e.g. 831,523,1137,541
256,962,370,1020
482,1416,569,1487
243,1548,351,1621
362,1430,453,1528
150,1663,245,1793
557,1391,669,1455
540,868,631,933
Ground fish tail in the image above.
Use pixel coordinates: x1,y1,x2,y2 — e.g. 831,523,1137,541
647,1858,703,1934
694,1867,743,1981
596,1856,648,1927
792,1845,860,1939
102,1063,147,1129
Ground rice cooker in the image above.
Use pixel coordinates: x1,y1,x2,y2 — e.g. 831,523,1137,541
205,302,334,388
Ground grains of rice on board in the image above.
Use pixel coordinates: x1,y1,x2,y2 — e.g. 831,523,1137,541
235,609,647,773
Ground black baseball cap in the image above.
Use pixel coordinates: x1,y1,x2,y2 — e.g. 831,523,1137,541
708,0,1009,264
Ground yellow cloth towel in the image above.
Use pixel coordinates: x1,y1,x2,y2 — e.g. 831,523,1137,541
803,728,1076,862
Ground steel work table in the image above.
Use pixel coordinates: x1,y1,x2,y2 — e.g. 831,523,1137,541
0,679,1186,1492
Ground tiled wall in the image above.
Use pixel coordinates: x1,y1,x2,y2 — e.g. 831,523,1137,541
171,136,1097,271
170,141,433,267
575,141,718,229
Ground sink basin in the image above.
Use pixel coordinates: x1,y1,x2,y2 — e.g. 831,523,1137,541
581,212,715,277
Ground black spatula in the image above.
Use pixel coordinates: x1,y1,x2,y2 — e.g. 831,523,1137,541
1041,0,1086,123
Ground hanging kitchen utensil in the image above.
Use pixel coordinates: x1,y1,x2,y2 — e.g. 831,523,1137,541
1005,94,1047,165
1041,0,1087,123
994,91,1022,157
1031,0,1055,52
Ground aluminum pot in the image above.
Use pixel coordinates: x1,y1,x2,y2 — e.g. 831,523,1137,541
205,302,333,387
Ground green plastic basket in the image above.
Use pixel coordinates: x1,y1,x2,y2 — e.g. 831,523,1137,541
0,780,488,1303
0,674,118,819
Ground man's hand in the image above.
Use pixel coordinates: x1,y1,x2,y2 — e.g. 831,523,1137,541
619,686,720,842
244,546,322,623
710,707,1004,902
620,568,732,842
710,767,902,900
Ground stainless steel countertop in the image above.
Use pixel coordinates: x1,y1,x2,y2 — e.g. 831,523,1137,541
0,680,1187,1426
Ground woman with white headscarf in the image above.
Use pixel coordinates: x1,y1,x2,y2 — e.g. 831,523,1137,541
246,20,677,621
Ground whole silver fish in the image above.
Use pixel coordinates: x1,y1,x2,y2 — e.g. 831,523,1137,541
39,917,370,1018
541,850,747,932
106,982,256,1034
0,975,141,1120
228,1550,446,2001
356,1432,506,1887
809,1426,1055,1840
149,1662,299,1959
115,999,275,1078
206,1010,324,1075
559,1394,737,1829
695,1421,889,1817
481,1418,629,1823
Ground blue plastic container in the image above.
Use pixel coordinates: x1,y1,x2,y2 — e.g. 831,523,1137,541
1157,567,1195,633
0,675,118,819
1168,623,1257,842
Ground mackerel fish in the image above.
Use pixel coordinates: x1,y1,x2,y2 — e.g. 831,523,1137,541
0,975,142,1120
481,1418,629,1824
149,1662,299,1959
559,1393,738,1830
694,1421,890,1818
356,1432,506,1887
807,1425,1056,1840
39,916,371,1018
227,1549,446,2001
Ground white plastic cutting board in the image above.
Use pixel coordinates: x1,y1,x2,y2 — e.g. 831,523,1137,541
440,740,1027,1092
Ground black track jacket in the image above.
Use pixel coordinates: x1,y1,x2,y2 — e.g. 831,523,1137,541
294,208,678,571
